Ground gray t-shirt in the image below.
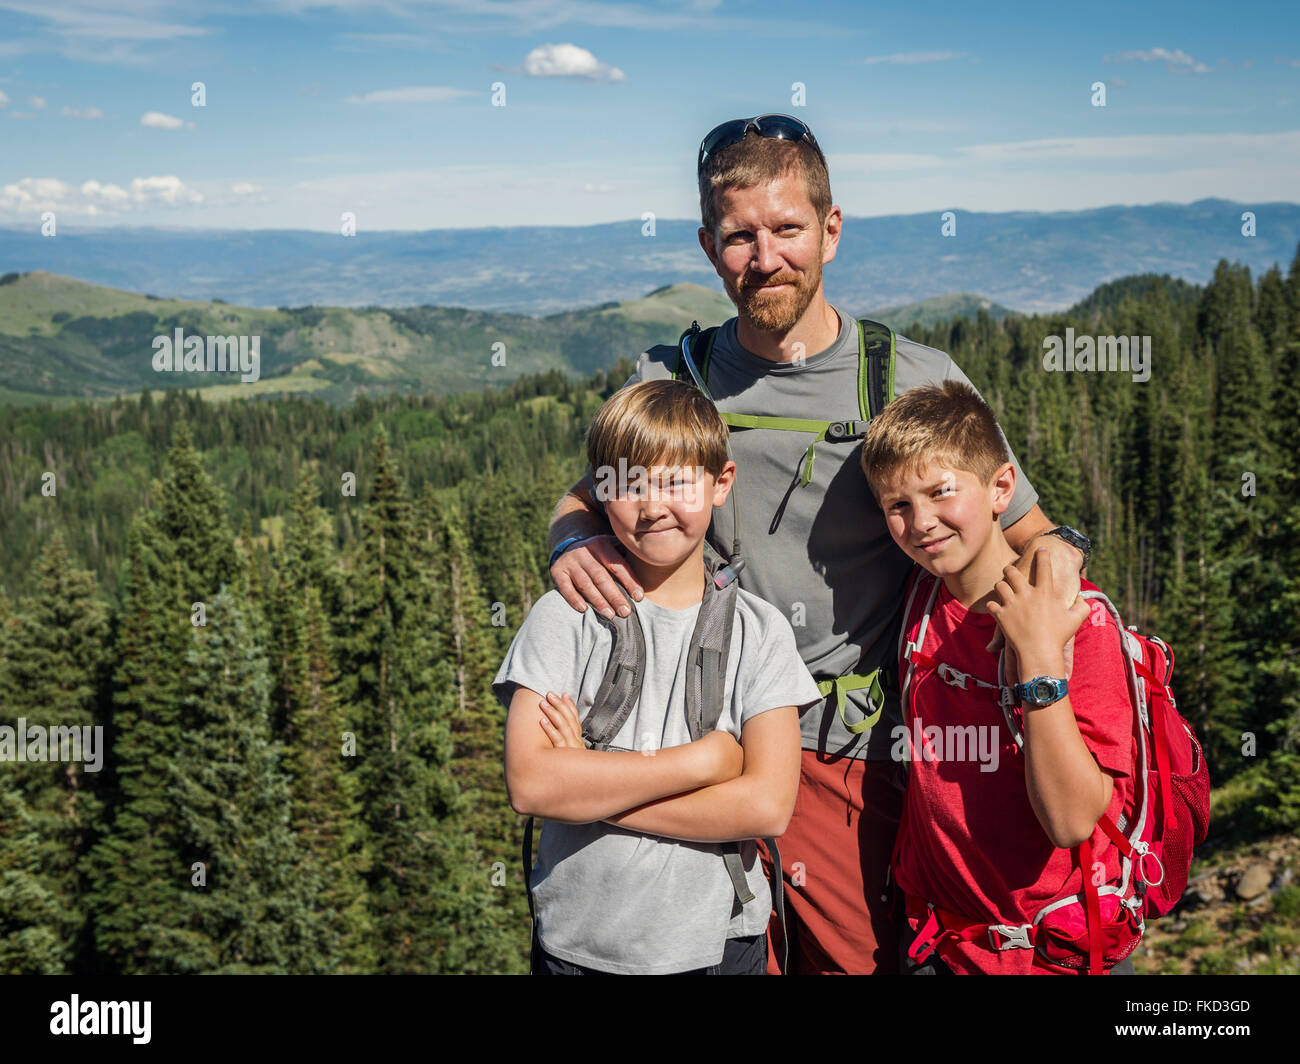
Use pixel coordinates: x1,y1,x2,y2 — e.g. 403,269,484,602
493,586,823,974
623,303,1038,760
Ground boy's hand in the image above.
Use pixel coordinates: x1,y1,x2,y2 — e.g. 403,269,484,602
985,530,1083,673
696,729,744,785
538,691,585,749
551,534,644,620
987,549,1090,677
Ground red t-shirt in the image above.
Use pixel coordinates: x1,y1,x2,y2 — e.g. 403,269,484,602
891,571,1135,975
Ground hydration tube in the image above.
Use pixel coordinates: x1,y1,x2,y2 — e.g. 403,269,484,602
680,322,745,589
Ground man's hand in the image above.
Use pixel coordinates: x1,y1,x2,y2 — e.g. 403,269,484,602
987,550,1090,676
551,534,644,619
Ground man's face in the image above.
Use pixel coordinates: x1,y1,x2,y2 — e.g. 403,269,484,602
700,173,839,333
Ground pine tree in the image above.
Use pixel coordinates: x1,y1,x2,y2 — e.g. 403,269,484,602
168,587,335,973
87,428,240,973
84,518,193,973
337,429,487,973
418,486,529,972
0,532,109,972
279,581,374,972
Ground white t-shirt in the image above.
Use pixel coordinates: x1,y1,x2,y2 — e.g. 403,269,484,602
493,585,822,974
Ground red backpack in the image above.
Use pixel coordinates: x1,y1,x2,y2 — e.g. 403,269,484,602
897,571,1211,974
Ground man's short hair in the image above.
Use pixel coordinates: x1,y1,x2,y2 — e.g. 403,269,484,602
586,379,730,481
698,130,831,238
859,380,1011,498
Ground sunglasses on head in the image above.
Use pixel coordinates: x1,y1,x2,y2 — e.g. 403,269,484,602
697,114,825,175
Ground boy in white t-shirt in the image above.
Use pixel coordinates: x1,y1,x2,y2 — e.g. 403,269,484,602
496,378,822,975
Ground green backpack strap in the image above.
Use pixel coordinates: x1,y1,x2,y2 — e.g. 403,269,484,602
856,318,896,419
672,317,897,488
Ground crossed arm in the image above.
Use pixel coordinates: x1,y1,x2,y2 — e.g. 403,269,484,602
504,685,800,842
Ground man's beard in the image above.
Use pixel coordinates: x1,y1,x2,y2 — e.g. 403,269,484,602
727,253,823,334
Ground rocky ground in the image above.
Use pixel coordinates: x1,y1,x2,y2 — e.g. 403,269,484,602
1132,832,1300,974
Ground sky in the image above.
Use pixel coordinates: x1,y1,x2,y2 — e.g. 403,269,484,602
0,0,1297,231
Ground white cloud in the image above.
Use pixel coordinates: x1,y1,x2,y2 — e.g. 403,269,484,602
0,91,9,107
130,175,202,205
62,105,104,119
861,51,967,65
81,180,129,206
0,177,70,212
1104,47,1210,74
0,173,202,215
344,85,475,103
523,43,624,82
29,95,46,109
140,111,189,129
231,182,261,195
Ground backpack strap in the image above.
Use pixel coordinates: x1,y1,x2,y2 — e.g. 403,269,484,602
674,318,897,487
582,576,647,750
857,318,896,420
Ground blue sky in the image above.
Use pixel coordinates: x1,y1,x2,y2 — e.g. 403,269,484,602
1,0,1297,230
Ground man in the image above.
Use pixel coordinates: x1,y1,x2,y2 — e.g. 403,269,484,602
545,114,1087,974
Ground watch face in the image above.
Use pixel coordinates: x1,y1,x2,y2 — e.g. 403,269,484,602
1032,679,1054,703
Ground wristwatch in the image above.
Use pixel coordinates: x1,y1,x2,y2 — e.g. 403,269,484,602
1043,525,1091,569
1014,676,1069,709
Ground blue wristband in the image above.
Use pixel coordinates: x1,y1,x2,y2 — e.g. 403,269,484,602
548,535,592,569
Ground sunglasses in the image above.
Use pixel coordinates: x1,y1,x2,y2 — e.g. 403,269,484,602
697,114,825,175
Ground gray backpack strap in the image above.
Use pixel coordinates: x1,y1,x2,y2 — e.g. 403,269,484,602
582,581,646,750
684,549,754,904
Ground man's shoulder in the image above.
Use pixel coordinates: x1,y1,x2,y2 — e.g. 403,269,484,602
888,329,958,385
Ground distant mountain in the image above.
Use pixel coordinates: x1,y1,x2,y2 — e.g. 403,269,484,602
1,199,1295,315
0,271,736,405
866,293,1014,330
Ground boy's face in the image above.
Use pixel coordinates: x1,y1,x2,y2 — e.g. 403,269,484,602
873,460,1014,578
602,459,735,568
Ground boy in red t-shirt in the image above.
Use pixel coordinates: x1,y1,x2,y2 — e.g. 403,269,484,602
858,380,1135,974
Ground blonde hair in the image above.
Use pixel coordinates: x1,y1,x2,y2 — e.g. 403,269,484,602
586,379,729,480
699,131,831,238
859,380,1011,497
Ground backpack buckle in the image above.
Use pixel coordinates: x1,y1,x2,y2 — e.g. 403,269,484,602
937,663,969,690
988,923,1033,951
827,420,865,440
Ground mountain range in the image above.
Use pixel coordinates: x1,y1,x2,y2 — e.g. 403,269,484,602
1,199,1295,316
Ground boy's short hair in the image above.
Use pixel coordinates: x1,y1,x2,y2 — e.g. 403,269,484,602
699,131,831,238
586,379,729,480
859,380,1011,497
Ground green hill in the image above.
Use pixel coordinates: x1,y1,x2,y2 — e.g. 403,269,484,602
864,292,1014,331
0,273,734,406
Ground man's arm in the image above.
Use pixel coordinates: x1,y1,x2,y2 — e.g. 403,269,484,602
1004,503,1087,580
601,707,801,843
504,685,741,822
548,474,643,619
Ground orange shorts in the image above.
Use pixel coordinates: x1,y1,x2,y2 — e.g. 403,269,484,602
759,751,906,974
